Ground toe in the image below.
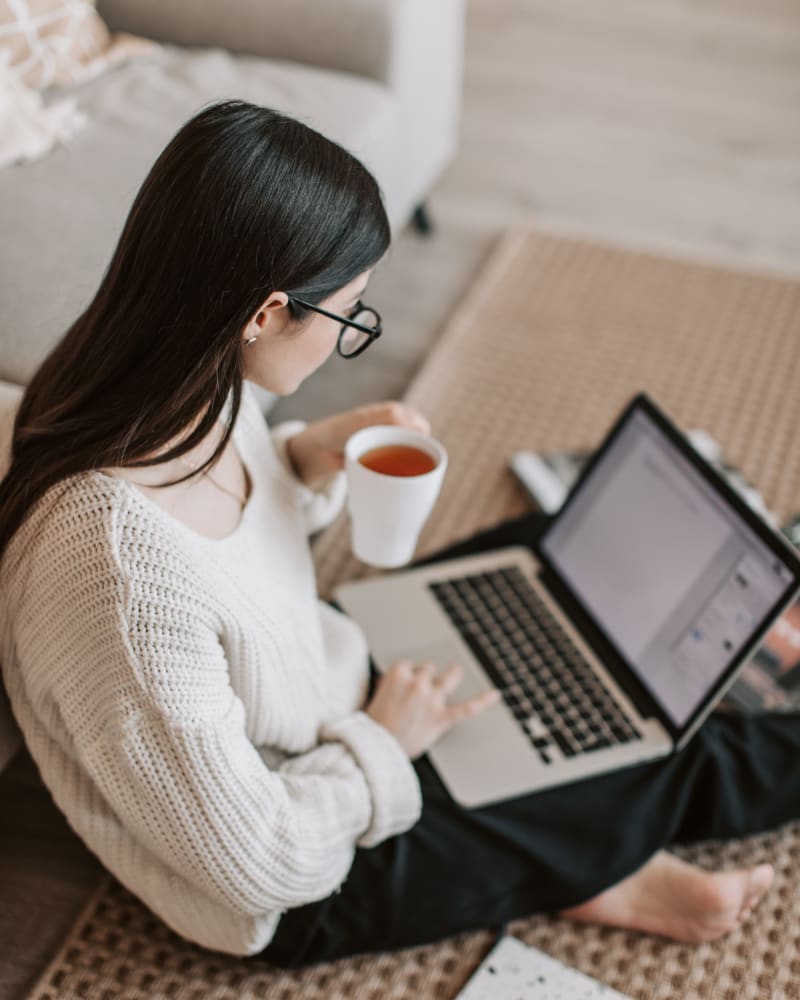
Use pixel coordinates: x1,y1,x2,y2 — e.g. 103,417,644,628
748,864,774,904
735,864,773,924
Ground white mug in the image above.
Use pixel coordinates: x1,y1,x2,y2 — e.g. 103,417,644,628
344,425,448,568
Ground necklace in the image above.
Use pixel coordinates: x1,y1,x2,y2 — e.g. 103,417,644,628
178,455,248,508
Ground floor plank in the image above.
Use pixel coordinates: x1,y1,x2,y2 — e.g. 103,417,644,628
274,0,800,422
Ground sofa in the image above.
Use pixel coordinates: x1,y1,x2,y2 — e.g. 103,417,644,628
0,0,465,773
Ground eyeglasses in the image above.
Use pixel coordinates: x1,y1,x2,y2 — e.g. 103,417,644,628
289,296,383,359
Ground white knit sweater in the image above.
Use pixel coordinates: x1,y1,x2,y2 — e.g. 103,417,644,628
0,384,422,956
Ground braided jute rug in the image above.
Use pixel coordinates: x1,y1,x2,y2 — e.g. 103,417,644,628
26,231,800,1000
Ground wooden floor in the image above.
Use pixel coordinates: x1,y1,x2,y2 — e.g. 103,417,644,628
2,1,799,996
272,0,800,424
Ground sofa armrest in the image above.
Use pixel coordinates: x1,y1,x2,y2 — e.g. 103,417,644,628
97,0,462,91
0,687,20,776
98,0,464,230
0,379,23,775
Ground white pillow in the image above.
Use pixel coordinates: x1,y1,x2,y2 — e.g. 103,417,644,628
0,61,86,168
0,0,157,91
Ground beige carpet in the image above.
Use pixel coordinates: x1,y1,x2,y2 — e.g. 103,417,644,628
26,231,800,1000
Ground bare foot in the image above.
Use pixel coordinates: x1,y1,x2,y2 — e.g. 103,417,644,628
559,851,774,944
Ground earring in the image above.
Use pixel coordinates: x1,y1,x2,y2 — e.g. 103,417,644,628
245,335,258,346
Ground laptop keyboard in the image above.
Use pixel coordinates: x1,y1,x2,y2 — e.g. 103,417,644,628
428,567,642,765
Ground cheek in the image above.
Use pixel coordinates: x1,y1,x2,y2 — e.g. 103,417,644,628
243,318,339,393
278,319,338,389
305,316,340,361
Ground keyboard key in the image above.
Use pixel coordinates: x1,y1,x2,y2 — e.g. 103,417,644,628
428,568,641,760
550,728,576,758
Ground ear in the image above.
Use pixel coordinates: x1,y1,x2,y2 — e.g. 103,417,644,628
242,291,290,344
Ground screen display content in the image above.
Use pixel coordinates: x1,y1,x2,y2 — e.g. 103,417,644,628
540,409,795,727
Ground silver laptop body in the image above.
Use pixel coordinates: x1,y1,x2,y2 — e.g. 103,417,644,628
336,396,800,807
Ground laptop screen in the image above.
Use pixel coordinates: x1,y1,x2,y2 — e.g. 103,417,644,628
538,401,798,728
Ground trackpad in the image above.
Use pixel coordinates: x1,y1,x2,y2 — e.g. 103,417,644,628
380,639,492,700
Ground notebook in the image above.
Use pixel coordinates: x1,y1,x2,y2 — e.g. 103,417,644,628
457,935,633,999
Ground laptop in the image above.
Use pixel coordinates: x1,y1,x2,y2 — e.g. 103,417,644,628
336,394,800,807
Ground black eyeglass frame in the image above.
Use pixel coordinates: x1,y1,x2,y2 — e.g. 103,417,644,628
289,296,383,359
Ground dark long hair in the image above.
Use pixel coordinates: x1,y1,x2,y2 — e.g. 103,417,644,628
0,100,390,564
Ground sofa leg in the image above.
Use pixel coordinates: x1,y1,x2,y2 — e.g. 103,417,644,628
411,202,434,237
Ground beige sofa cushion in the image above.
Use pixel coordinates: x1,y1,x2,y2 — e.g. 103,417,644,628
0,378,20,472
0,46,397,386
0,379,23,773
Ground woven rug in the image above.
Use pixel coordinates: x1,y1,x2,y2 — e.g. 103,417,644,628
26,230,800,1000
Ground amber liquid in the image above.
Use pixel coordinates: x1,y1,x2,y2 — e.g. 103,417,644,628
358,444,437,477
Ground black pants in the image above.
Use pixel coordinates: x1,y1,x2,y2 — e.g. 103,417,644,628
264,513,800,967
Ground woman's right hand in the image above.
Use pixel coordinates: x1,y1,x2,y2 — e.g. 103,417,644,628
364,660,501,760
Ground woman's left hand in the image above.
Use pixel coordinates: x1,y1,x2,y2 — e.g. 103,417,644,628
285,402,431,491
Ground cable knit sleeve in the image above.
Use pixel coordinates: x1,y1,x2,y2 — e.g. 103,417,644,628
269,419,347,535
107,697,420,919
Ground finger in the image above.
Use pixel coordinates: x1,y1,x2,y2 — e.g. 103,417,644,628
389,659,416,678
328,406,390,446
433,662,464,696
412,660,436,671
346,402,402,430
411,661,437,680
375,402,431,435
446,688,502,722
404,409,431,435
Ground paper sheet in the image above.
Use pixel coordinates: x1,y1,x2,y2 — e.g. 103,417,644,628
457,935,634,999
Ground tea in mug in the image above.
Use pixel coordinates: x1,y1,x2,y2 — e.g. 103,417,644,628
358,444,437,477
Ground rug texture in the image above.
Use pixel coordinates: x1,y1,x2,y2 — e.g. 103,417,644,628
26,231,800,999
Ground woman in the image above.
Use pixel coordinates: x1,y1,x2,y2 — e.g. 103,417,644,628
0,101,795,964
